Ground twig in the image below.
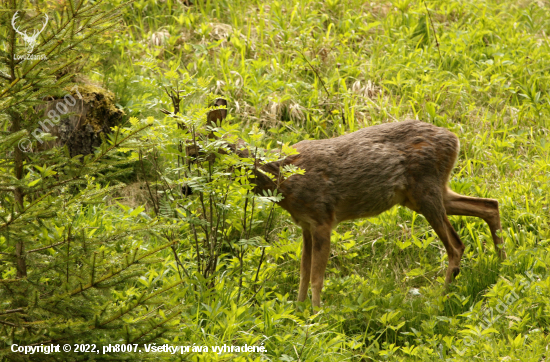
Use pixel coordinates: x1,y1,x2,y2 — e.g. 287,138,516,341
297,322,310,360
0,320,16,327
299,51,331,99
298,51,346,125
170,242,190,279
139,150,159,215
236,246,244,304
423,1,442,60
244,271,275,306
0,308,24,316
253,203,276,291
130,311,181,344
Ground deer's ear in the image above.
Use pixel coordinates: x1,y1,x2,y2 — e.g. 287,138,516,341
214,98,227,107
207,98,228,127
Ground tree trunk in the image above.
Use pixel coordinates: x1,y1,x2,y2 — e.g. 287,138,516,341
9,112,27,278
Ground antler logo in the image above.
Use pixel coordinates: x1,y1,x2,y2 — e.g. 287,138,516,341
11,11,49,54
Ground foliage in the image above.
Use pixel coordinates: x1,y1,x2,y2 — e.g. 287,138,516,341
3,0,550,361
0,1,186,361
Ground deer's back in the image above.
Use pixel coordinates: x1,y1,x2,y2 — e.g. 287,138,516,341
276,120,459,226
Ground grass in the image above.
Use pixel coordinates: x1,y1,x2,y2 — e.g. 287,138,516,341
77,0,550,360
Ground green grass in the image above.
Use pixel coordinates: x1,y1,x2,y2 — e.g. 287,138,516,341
81,0,550,360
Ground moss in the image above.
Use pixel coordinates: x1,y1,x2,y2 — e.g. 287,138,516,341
63,84,125,133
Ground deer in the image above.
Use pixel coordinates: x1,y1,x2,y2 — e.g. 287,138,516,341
247,120,507,309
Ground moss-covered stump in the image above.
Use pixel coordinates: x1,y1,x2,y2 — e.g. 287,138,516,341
38,84,124,157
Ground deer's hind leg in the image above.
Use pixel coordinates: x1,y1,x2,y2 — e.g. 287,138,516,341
443,189,506,259
298,227,313,302
414,189,465,285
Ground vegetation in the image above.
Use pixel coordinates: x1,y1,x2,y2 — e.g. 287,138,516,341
2,0,550,361
0,1,187,360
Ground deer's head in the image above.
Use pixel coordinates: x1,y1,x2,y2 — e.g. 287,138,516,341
11,11,49,54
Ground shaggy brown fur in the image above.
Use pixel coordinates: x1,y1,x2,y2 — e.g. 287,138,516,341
252,120,506,309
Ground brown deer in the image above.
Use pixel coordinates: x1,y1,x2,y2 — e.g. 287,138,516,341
249,120,506,309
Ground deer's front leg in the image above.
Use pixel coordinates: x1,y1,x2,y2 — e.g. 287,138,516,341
310,223,332,310
298,227,313,302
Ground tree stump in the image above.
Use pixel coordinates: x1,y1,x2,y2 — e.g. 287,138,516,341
36,84,124,157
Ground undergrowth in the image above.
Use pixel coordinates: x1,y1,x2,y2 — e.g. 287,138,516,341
15,0,550,360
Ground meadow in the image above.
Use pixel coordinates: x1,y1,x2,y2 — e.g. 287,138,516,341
2,0,550,361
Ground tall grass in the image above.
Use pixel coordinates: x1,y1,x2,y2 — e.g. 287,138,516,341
86,0,550,360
